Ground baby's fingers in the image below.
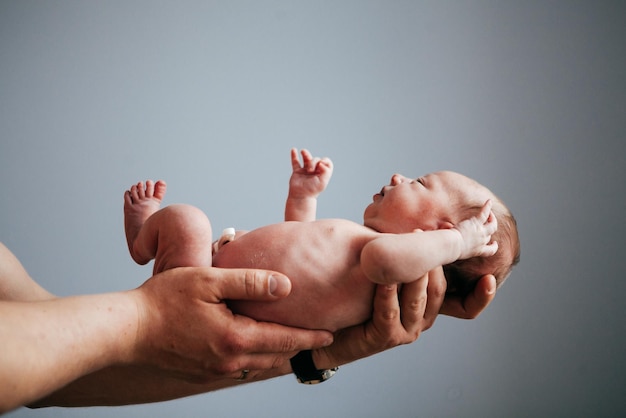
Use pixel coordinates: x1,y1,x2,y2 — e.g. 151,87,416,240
478,200,493,223
290,148,302,171
317,157,333,173
486,210,498,235
300,149,320,173
483,240,499,257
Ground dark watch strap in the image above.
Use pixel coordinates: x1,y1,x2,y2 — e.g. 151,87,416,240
290,350,338,385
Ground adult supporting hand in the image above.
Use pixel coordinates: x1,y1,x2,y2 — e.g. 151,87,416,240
311,267,447,370
4,265,331,412
129,266,333,382
440,274,497,319
20,269,496,410
308,271,497,370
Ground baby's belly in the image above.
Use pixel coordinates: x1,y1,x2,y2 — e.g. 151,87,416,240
213,221,375,331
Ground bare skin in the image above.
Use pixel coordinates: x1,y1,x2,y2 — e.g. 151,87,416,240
0,241,336,412
124,180,213,273
1,149,499,411
1,236,463,411
124,173,496,332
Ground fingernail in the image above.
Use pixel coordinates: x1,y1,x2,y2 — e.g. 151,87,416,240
269,275,290,296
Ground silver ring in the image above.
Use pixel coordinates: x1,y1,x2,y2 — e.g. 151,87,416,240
236,369,250,381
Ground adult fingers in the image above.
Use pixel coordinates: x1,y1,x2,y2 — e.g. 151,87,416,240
201,267,293,302
395,269,446,338
463,274,497,318
307,283,424,371
440,274,497,319
226,319,332,365
204,267,334,351
238,315,334,353
420,268,447,331
367,280,425,348
396,277,427,338
372,283,400,324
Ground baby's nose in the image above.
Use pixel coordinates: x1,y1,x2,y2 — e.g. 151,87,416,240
390,174,404,185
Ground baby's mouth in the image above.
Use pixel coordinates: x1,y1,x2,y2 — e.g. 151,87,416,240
373,185,390,201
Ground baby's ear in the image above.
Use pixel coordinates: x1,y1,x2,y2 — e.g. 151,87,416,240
437,220,455,230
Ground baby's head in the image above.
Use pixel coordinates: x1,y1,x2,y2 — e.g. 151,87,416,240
443,193,520,296
364,170,520,294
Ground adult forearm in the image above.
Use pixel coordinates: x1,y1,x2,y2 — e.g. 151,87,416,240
31,359,292,407
0,292,137,412
28,264,448,409
30,365,235,407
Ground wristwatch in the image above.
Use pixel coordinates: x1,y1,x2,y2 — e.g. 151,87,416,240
290,350,338,384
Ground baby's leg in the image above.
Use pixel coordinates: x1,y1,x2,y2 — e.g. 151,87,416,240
124,180,213,274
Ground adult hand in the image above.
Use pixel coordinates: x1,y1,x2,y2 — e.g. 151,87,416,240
130,266,334,382
29,266,333,409
311,267,447,369
440,274,497,319
307,271,496,372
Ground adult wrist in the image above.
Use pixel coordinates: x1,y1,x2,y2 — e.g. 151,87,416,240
290,350,338,385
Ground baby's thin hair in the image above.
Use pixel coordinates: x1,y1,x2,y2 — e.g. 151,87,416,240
444,197,520,296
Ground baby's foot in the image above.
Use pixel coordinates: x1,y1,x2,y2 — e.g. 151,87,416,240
123,180,167,263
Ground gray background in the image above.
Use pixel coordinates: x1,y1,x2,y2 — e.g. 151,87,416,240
2,1,624,417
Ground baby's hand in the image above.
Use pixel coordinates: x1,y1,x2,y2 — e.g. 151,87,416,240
288,148,333,199
454,200,498,260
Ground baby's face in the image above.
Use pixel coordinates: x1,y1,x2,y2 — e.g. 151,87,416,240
363,171,488,233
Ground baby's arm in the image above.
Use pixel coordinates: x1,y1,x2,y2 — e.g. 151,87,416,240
361,200,498,285
284,148,333,222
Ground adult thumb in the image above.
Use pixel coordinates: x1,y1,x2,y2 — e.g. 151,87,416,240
208,267,292,301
